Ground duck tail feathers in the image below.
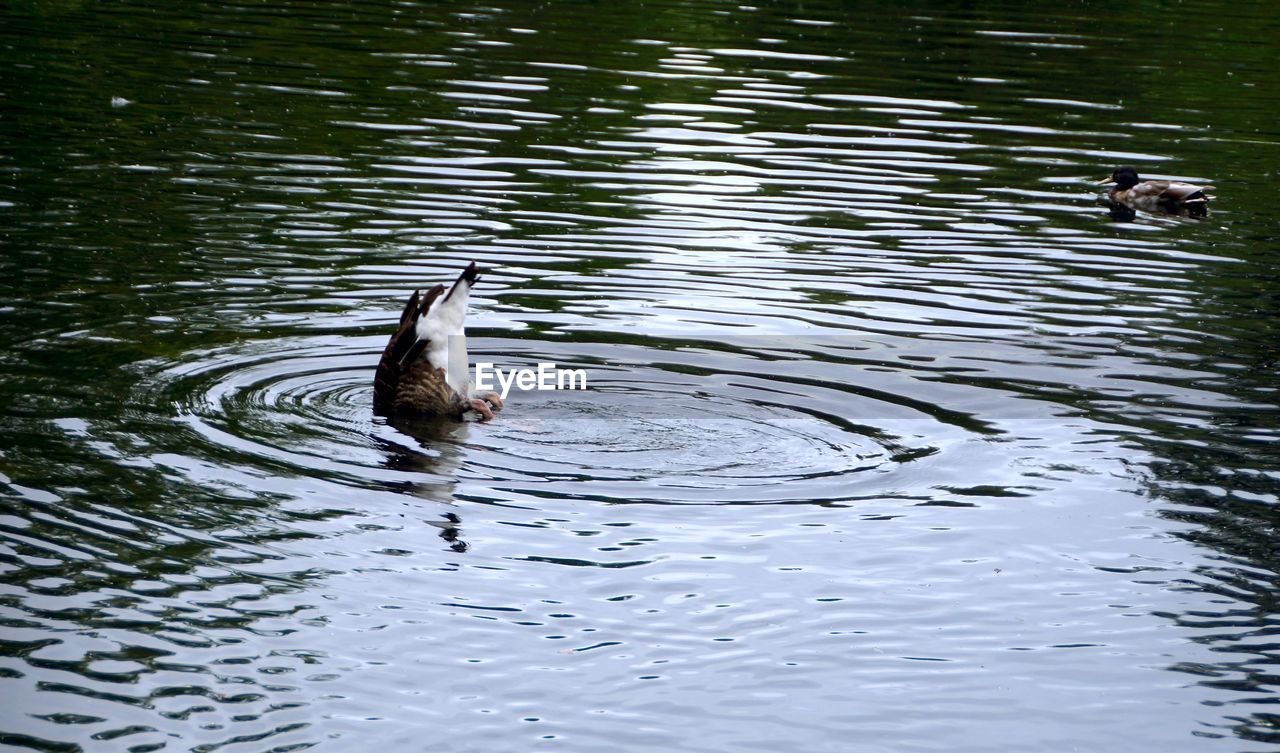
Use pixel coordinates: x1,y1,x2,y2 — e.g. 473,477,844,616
426,262,480,337
444,261,480,303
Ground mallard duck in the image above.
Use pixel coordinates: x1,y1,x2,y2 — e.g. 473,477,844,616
1094,166,1213,215
373,262,503,420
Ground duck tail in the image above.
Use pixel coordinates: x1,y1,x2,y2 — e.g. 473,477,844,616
426,261,480,337
444,261,480,302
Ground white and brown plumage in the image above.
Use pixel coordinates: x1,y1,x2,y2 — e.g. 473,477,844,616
1095,166,1214,216
373,262,503,421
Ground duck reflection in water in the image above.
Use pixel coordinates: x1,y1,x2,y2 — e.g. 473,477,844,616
374,415,474,553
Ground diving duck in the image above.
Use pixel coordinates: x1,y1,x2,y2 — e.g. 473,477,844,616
373,262,503,421
1095,166,1213,216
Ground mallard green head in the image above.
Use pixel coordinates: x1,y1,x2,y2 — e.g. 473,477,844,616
1095,166,1140,189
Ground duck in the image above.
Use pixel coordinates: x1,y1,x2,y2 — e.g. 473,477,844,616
1094,166,1213,216
373,262,503,421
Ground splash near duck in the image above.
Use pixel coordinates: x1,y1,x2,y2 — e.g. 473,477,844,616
1095,166,1214,217
373,262,503,421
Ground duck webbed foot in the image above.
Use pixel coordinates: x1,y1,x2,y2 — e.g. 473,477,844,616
469,398,496,422
475,391,503,411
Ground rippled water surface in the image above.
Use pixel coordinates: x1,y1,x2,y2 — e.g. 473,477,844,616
3,1,1280,751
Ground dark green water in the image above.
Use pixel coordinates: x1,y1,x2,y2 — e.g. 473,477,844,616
2,1,1280,751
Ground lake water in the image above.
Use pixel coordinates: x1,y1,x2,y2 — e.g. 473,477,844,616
2,1,1279,751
